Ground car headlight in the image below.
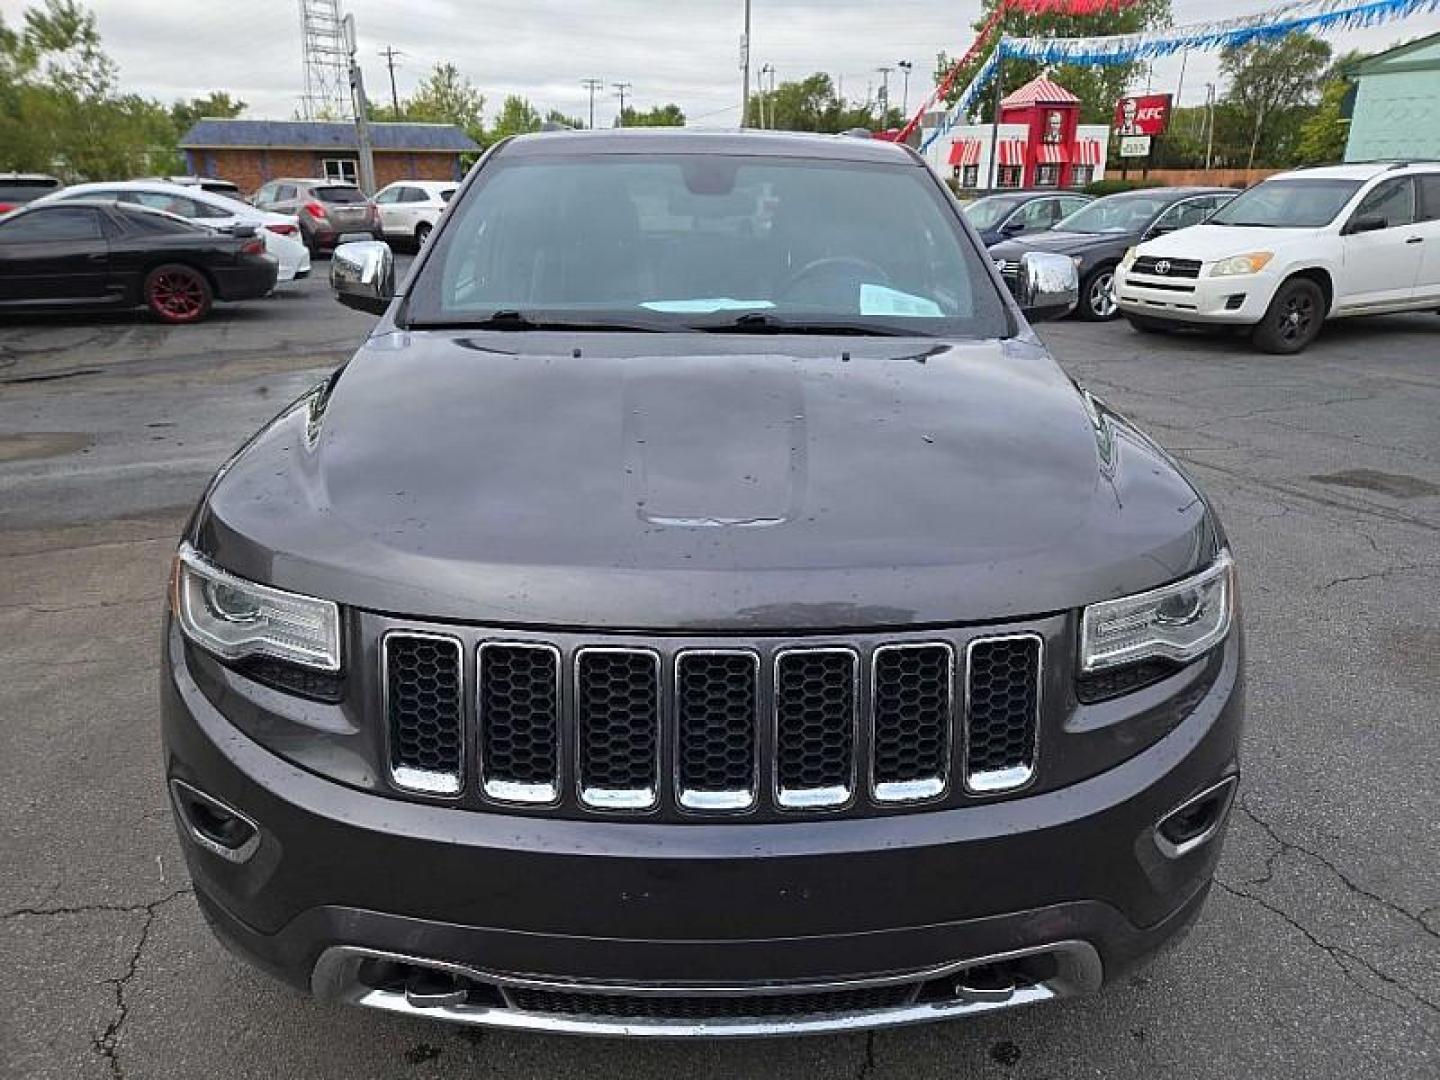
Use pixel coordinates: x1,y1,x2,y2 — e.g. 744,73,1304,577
1080,552,1234,673
171,543,341,671
1118,246,1136,271
1209,252,1273,277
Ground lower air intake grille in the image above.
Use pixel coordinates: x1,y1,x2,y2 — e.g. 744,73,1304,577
478,643,560,803
576,649,660,810
384,633,463,795
676,651,759,811
965,635,1041,793
871,644,953,802
775,649,856,808
507,984,913,1020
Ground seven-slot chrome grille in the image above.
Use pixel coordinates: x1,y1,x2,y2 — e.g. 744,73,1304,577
381,630,1044,816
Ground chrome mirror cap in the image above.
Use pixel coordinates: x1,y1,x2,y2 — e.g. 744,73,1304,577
1016,251,1079,323
331,240,395,315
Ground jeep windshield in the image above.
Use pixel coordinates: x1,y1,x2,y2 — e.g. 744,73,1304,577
1207,178,1363,228
404,153,1009,337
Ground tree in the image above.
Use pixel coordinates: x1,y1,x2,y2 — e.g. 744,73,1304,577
487,94,542,141
751,73,898,133
1221,31,1332,168
934,0,1172,124
402,62,484,140
546,108,584,129
1296,49,1364,165
617,103,685,127
171,91,246,134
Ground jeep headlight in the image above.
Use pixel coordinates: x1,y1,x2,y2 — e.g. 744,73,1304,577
1080,552,1234,672
171,543,341,671
1209,252,1273,277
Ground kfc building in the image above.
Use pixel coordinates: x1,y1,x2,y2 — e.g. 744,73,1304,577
926,76,1109,191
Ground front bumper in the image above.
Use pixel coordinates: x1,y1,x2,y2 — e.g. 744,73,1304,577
1116,265,1278,325
162,628,1242,1035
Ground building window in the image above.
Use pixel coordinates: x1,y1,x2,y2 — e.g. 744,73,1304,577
962,164,979,188
1069,165,1094,189
996,166,1023,189
1034,163,1060,188
322,158,359,185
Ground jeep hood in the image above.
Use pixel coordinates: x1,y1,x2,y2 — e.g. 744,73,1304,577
193,331,1219,630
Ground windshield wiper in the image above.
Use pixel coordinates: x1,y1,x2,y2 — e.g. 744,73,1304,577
1213,221,1277,228
410,310,667,332
691,311,918,337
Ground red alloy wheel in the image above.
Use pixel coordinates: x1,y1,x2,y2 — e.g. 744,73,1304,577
145,264,213,324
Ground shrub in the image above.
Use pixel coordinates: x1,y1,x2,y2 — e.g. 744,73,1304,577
1083,178,1166,196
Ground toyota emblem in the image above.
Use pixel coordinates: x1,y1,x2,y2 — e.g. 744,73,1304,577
1155,259,1171,275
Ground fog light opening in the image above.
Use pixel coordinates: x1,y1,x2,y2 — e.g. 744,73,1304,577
1156,776,1237,858
169,779,261,863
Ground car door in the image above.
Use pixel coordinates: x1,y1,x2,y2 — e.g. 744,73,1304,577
0,206,110,304
1337,177,1423,309
373,185,402,234
1411,172,1440,305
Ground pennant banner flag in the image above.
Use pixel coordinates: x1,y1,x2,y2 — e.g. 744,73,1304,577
922,0,1440,151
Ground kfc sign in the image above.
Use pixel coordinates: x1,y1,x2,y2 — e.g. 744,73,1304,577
1115,94,1171,137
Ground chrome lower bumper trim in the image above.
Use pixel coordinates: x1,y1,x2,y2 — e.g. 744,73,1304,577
311,940,1101,1037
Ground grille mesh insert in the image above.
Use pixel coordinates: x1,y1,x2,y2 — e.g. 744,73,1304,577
479,644,559,797
507,985,913,1020
577,650,660,804
677,652,758,804
966,636,1041,787
775,650,856,800
872,645,952,792
385,634,463,785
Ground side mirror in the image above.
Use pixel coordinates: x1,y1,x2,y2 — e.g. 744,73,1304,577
1347,215,1386,235
1016,251,1079,323
331,240,395,315
1000,217,1025,235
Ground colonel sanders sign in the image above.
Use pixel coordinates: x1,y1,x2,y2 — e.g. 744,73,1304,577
1042,110,1064,143
1115,94,1171,137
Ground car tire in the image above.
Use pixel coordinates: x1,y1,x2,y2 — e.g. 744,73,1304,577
414,222,432,250
1124,313,1171,334
144,264,213,325
1078,265,1119,321
1250,277,1324,355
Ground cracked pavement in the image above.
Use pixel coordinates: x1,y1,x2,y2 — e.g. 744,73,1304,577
1,279,1436,1078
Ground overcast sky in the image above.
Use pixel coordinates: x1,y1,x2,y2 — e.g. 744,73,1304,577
2,0,1438,125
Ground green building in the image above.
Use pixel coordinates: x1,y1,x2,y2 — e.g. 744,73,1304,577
1344,32,1440,162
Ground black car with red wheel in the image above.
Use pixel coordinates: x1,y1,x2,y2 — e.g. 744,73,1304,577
0,199,277,323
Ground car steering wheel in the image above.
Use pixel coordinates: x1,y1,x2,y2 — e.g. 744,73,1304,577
775,256,892,305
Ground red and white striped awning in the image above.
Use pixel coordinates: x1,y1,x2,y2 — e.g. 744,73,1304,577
1036,142,1069,165
996,138,1026,166
1075,139,1103,166
946,138,982,167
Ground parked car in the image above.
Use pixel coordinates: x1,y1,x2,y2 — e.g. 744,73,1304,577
0,199,277,323
990,187,1235,320
142,175,243,198
163,129,1241,1037
251,178,382,255
37,180,310,286
1116,162,1440,353
374,180,457,248
961,190,1093,247
0,172,62,214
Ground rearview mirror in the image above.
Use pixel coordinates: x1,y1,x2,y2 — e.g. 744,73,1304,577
1347,215,1387,235
1016,251,1078,323
331,240,395,315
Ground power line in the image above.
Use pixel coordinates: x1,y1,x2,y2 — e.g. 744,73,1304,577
581,78,604,130
379,45,404,114
612,81,632,126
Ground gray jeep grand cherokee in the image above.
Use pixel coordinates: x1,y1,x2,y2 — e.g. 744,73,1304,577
162,129,1242,1037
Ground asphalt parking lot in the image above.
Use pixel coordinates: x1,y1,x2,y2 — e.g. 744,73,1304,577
1,270,1436,1079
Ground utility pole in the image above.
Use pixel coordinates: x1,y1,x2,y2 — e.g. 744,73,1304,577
759,63,774,128
1204,82,1216,171
379,45,403,114
897,60,913,119
876,65,893,124
582,78,604,129
740,0,752,128
612,81,632,126
343,15,375,194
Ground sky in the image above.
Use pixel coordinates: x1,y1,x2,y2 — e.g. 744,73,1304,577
2,0,1438,126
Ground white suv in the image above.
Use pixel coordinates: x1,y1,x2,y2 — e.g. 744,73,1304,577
1115,163,1440,353
373,180,457,249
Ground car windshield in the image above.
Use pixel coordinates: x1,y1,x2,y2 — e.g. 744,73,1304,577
407,153,1009,337
316,186,365,204
1053,193,1174,234
962,195,1024,230
0,180,60,201
1206,178,1364,228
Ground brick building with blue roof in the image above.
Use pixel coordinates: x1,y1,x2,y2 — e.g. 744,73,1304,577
177,119,481,195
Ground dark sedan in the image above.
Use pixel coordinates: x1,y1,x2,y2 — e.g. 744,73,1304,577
961,190,1092,246
0,199,277,323
990,187,1235,320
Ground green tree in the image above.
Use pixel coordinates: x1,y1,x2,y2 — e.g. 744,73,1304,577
1221,31,1331,168
170,91,246,134
545,107,584,129
617,103,685,127
751,73,898,133
1296,50,1364,165
934,0,1172,124
487,94,542,141
400,62,485,141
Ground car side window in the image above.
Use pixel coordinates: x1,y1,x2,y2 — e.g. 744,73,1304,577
254,183,276,204
1059,197,1089,217
1152,198,1211,234
375,187,399,204
0,207,104,242
1350,178,1415,230
1010,199,1054,231
1418,175,1440,223
276,184,297,202
404,187,426,203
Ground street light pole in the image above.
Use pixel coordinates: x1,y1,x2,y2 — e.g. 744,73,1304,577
876,66,893,124
898,60,913,119
343,15,375,194
582,78,603,129
740,0,752,128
